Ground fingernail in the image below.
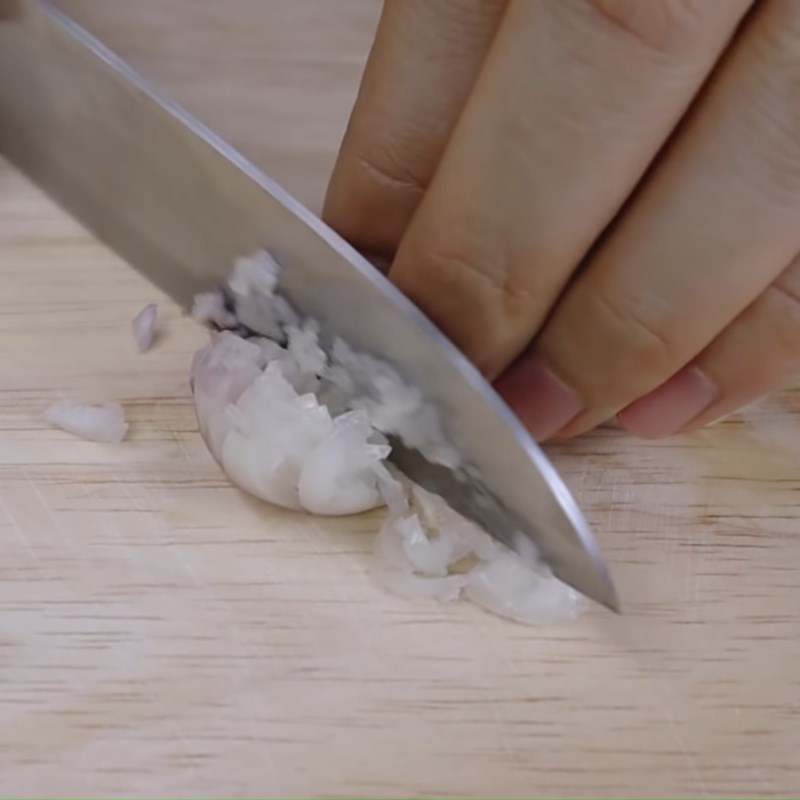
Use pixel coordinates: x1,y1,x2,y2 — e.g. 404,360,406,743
496,354,584,440
618,365,718,438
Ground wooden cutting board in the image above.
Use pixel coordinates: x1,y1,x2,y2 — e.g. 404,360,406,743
1,2,799,796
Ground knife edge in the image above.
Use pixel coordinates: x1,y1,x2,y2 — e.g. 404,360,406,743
0,0,619,611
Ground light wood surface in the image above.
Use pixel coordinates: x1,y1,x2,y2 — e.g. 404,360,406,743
1,2,799,797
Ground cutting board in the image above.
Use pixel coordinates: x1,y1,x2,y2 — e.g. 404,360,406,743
1,1,799,797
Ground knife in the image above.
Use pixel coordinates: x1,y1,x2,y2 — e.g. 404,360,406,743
0,0,619,611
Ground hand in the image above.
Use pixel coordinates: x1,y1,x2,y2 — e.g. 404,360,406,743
323,0,800,441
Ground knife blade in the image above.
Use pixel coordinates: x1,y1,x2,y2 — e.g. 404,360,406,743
0,0,619,611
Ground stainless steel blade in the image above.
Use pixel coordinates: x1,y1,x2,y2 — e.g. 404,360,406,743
0,0,619,610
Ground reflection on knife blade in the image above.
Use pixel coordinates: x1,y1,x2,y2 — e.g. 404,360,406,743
0,0,618,610
189,250,589,625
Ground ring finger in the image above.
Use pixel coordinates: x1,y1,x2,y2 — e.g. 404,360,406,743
500,0,800,439
619,256,800,437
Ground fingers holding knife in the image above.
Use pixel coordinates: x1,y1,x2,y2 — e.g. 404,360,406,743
327,0,800,441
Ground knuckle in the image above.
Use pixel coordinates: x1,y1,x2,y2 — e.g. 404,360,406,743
589,290,675,376
398,235,533,375
351,141,427,201
771,262,800,318
414,233,531,315
325,136,425,252
587,0,718,55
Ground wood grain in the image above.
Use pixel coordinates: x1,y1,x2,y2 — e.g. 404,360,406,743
1,1,798,796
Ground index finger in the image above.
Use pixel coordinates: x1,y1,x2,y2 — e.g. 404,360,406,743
323,0,507,259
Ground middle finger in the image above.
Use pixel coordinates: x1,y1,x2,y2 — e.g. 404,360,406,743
389,0,751,378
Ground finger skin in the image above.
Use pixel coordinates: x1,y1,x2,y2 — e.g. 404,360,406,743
502,0,800,440
619,256,800,437
323,0,507,257
388,0,750,379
